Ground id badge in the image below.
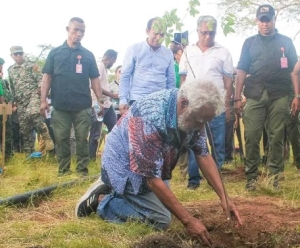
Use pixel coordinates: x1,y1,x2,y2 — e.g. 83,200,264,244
76,64,82,73
280,57,288,68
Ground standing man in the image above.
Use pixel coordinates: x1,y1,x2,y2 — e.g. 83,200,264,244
119,17,176,114
179,15,233,189
40,17,102,176
8,46,54,157
89,49,118,161
234,5,299,190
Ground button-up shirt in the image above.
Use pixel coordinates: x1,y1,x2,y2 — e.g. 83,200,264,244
42,41,99,111
119,40,176,105
101,89,208,195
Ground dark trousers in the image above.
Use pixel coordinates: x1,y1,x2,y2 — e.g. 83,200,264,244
51,108,91,175
89,105,117,160
225,119,235,161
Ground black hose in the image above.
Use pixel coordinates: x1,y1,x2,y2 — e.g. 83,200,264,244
0,174,99,206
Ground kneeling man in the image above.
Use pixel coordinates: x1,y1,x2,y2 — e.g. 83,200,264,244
75,79,242,246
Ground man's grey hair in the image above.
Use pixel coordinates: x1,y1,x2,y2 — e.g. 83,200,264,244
197,15,217,29
178,78,224,116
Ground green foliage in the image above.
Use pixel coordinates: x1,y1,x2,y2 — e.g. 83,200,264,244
222,13,236,36
154,0,201,47
26,44,54,68
217,0,300,39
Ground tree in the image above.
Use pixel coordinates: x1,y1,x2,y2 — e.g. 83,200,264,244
26,44,54,68
217,0,300,40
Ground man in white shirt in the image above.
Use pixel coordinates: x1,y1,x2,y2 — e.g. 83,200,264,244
90,49,118,161
179,15,233,188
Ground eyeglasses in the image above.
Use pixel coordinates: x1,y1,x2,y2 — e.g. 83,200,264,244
13,52,24,56
199,30,216,36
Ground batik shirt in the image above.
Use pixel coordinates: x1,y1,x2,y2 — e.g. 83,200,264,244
101,89,208,195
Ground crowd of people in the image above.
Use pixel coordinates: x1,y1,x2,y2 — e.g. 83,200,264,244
0,3,299,246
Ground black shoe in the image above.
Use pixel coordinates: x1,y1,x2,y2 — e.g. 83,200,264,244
187,183,200,190
245,179,257,191
75,179,111,217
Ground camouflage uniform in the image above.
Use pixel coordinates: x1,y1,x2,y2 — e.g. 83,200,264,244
8,59,54,155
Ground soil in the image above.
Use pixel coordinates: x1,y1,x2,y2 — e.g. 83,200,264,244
132,197,300,248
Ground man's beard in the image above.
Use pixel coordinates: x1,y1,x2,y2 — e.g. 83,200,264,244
177,111,190,132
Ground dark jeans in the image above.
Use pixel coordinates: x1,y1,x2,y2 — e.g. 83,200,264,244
89,105,117,160
12,121,22,152
51,108,91,175
225,119,235,161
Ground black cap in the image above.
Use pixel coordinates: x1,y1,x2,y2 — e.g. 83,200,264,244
256,4,275,20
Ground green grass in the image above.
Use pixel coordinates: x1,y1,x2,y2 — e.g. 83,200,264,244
0,153,299,248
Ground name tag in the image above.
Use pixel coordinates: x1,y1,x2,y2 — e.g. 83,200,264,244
280,57,288,69
76,64,82,73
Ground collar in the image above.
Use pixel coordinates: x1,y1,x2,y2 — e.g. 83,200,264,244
62,40,83,50
193,41,221,50
258,29,278,38
143,39,162,52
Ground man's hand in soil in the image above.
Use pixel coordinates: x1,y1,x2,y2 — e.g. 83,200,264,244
221,199,242,227
184,216,213,247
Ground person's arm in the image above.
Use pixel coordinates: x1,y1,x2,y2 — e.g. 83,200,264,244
102,88,118,99
119,45,135,114
166,50,176,89
289,56,300,116
90,77,102,104
223,75,233,121
40,73,51,117
147,178,213,247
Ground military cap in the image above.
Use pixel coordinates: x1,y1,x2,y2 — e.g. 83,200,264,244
10,46,24,54
0,58,5,64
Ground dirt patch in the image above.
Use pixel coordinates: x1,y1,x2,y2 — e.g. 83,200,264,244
221,166,246,182
133,197,300,248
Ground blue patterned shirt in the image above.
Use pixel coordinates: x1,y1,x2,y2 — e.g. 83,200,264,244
101,89,208,195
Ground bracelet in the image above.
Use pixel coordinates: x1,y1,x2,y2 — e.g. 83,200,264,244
232,98,241,103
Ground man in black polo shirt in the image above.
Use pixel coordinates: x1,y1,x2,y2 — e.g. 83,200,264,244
40,17,102,176
234,4,299,190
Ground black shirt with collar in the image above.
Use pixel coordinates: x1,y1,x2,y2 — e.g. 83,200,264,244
42,41,100,111
237,31,298,101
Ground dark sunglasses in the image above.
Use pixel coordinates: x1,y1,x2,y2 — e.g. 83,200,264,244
13,52,24,56
199,30,216,36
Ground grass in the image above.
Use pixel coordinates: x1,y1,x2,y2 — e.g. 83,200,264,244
0,152,299,248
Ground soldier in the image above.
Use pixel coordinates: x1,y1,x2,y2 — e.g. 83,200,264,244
0,58,14,160
8,46,54,156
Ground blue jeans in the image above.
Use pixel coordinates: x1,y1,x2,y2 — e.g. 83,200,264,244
206,112,226,168
97,190,171,230
187,112,225,185
187,149,202,186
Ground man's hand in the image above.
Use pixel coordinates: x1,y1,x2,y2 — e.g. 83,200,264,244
119,104,129,115
184,217,213,247
234,101,243,117
40,100,49,118
291,97,300,117
111,93,119,100
220,199,242,227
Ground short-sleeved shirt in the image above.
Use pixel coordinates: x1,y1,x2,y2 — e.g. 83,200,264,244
0,80,4,96
42,41,100,111
179,42,233,92
237,32,298,100
101,89,209,195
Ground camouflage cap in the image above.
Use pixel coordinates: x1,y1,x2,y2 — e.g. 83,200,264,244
10,46,24,54
0,58,4,64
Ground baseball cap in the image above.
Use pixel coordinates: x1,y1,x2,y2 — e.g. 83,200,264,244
10,46,24,54
0,58,5,65
256,4,275,20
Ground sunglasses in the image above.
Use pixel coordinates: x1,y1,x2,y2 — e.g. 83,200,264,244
199,30,216,36
13,52,24,56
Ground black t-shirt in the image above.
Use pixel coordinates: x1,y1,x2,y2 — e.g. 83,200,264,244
42,41,100,111
237,32,298,100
